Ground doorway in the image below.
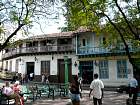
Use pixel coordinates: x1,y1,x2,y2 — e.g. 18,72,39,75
79,61,94,84
26,62,35,75
58,59,72,83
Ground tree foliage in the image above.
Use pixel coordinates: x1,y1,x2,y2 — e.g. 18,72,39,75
0,0,60,51
61,0,140,74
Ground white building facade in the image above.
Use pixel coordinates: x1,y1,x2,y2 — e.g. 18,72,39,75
1,30,139,86
2,32,78,82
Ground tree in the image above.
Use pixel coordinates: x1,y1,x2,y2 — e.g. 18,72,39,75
0,0,60,51
61,0,140,80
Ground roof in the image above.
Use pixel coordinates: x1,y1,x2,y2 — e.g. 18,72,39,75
26,31,74,41
23,27,91,41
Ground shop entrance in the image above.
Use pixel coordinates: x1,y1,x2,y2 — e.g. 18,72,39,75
79,61,94,84
26,62,34,75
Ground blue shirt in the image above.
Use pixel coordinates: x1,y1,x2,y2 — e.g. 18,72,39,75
129,78,138,88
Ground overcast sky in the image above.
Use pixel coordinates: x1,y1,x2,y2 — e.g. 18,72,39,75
30,15,65,35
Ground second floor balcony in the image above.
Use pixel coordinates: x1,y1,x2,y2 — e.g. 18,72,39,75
2,44,75,59
77,46,140,55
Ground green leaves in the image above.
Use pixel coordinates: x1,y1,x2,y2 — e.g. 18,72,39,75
10,11,19,22
0,26,4,34
23,17,32,25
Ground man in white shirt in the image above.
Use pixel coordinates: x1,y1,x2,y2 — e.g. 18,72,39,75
29,73,34,81
89,73,104,105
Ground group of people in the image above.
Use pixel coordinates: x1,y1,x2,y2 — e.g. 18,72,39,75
1,72,138,105
69,73,104,105
69,73,139,105
2,81,24,105
41,74,50,83
12,72,35,85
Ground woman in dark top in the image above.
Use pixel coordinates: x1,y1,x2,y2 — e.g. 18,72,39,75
70,75,80,105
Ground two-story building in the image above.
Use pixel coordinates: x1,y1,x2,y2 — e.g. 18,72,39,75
75,29,140,86
1,29,139,86
1,32,78,83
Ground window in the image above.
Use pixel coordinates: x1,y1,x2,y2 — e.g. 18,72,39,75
40,40,46,46
41,61,50,75
9,61,12,72
47,39,54,45
15,59,19,72
82,39,86,46
99,36,106,45
117,60,127,78
5,61,8,71
103,37,106,45
58,38,71,44
99,60,109,79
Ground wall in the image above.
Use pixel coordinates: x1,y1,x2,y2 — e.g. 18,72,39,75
3,53,78,76
93,59,133,86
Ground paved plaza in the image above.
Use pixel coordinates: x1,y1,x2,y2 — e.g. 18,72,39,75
26,90,129,105
0,80,130,105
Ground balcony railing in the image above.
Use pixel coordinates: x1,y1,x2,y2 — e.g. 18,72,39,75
77,46,140,55
2,44,75,59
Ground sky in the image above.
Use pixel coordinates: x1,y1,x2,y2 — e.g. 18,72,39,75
30,15,66,35
11,0,67,40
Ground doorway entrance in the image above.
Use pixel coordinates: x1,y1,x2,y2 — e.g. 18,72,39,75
79,61,94,84
58,59,72,83
26,62,35,75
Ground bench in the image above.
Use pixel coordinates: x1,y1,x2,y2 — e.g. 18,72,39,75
34,82,69,99
21,85,39,101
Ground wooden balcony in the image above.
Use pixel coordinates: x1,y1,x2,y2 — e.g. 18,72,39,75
2,44,75,59
77,46,140,55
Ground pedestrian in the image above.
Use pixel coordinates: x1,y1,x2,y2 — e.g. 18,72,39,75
41,74,45,83
128,75,138,105
21,73,25,84
78,73,83,98
45,74,50,84
19,73,22,84
11,75,16,84
16,72,19,80
25,74,28,83
89,73,104,105
69,75,80,105
29,72,34,81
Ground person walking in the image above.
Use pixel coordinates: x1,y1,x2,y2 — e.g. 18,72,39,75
41,74,45,83
89,73,104,105
78,73,83,98
69,75,81,105
29,72,34,81
128,75,138,105
45,74,50,84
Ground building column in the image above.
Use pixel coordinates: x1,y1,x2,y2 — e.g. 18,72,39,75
64,56,68,84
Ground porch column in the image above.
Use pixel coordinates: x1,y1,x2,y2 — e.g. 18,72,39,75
64,56,68,84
